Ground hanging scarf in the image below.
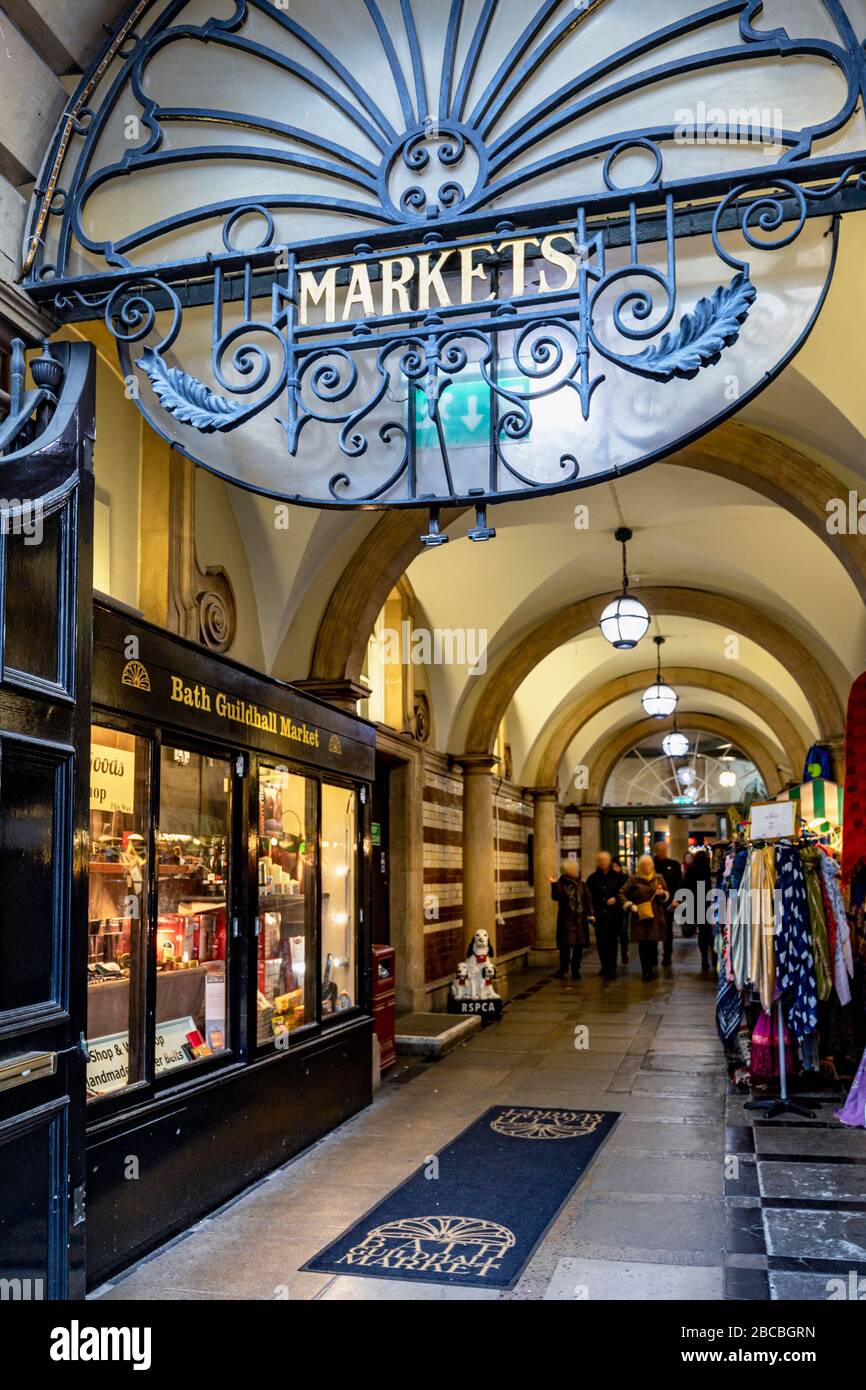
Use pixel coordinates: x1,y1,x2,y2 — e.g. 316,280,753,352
800,847,833,1001
818,850,854,1006
775,843,818,1042
716,848,745,1046
842,671,866,883
729,845,751,990
749,845,776,1013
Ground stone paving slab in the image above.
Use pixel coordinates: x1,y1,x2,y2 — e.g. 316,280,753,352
542,1256,724,1301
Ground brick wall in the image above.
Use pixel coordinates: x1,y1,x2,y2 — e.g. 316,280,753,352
494,784,535,957
422,751,464,984
562,805,581,870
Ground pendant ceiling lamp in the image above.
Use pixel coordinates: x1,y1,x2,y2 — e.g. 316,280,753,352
599,528,650,650
719,769,738,789
662,722,689,758
642,636,678,719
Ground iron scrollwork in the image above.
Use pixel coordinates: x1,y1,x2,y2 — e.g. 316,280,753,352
19,0,866,530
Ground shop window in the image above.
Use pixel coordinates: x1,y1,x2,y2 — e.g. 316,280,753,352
321,783,357,1014
155,746,231,1073
256,765,315,1042
86,726,150,1099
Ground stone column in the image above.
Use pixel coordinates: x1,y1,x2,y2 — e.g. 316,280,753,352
669,814,690,863
579,803,603,870
528,787,560,968
456,753,499,957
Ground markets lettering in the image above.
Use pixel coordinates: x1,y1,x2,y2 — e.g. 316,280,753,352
297,230,581,326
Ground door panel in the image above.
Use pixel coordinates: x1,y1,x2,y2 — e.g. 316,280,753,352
0,340,94,1300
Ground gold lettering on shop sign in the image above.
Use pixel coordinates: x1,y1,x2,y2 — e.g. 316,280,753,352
296,230,585,326
167,674,323,751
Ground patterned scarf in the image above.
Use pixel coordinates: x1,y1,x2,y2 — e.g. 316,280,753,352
818,850,854,1007
749,845,777,1013
716,847,746,1045
775,843,818,1042
728,845,751,991
800,847,833,1002
842,671,866,883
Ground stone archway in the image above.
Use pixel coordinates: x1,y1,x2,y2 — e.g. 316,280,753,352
305,424,866,701
532,667,808,790
464,587,844,755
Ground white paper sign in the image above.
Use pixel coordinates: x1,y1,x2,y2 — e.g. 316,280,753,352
86,1015,200,1094
90,741,136,814
749,800,799,841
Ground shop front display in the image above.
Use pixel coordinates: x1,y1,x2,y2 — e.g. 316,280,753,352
84,602,375,1284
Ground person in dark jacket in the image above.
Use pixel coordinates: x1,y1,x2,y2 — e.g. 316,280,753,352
550,859,592,979
683,848,715,971
585,851,627,979
619,856,669,981
611,860,629,963
654,841,683,968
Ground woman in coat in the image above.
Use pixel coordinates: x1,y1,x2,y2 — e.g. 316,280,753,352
550,859,593,980
619,854,669,981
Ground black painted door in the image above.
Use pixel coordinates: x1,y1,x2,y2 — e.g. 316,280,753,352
0,340,95,1301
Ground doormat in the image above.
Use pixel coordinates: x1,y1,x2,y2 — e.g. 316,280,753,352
302,1105,619,1289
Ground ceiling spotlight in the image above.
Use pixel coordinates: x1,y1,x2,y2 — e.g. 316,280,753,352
599,527,650,650
719,769,737,788
641,635,678,719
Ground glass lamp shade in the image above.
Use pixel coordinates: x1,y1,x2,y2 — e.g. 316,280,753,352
719,770,738,789
662,732,689,757
642,683,678,718
676,766,695,786
599,594,651,649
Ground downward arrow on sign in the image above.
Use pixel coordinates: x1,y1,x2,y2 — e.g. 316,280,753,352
461,395,483,432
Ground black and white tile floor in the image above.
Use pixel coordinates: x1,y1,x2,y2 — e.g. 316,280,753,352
725,1098,866,1301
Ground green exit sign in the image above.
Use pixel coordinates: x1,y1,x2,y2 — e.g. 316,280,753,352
414,377,530,449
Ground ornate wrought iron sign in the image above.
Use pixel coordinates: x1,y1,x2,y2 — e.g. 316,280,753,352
20,0,866,538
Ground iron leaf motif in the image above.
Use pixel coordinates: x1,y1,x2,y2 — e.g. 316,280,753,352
629,272,757,381
136,347,243,432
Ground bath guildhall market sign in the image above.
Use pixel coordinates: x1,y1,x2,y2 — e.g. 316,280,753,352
92,606,376,780
23,0,866,537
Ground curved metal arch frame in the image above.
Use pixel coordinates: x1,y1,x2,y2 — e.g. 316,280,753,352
21,0,866,279
605,731,766,808
18,0,866,519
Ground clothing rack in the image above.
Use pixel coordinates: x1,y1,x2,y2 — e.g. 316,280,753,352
721,832,830,1119
745,996,815,1120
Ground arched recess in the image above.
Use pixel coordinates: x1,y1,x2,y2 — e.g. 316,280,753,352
533,668,808,789
671,420,866,603
309,508,463,683
583,714,784,806
464,587,844,755
306,422,866,689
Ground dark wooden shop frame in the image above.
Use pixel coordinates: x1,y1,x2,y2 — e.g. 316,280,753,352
85,603,375,1286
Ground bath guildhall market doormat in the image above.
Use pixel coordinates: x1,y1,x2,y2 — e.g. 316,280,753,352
303,1106,620,1289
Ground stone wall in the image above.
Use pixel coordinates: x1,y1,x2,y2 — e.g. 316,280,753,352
0,3,121,309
